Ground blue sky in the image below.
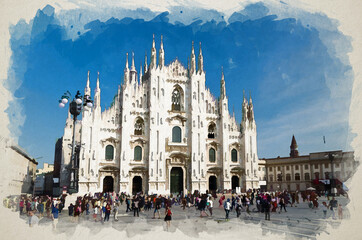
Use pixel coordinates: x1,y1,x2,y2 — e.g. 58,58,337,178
7,3,353,168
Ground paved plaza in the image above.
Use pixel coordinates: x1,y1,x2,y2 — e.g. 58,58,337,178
15,195,349,239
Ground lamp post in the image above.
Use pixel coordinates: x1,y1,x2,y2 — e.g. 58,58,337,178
325,152,338,196
59,90,93,193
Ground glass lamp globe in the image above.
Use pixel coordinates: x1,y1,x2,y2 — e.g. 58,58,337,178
87,102,93,108
61,98,68,104
59,102,65,108
75,98,82,104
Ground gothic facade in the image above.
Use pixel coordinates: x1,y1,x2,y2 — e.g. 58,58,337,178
59,36,260,195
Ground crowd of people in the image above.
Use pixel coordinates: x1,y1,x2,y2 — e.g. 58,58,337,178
2,189,345,229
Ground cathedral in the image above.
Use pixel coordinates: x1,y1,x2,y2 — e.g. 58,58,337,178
59,35,260,195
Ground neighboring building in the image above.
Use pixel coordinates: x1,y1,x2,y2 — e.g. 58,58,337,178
34,175,45,195
59,35,260,195
34,163,54,196
1,138,38,195
36,163,54,175
260,135,357,192
53,137,62,196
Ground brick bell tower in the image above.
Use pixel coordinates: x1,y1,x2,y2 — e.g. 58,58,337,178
290,135,299,157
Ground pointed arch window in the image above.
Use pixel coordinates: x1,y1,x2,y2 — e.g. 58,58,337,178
172,126,182,143
231,149,237,162
208,123,216,138
134,118,144,135
105,145,114,160
209,148,216,163
171,86,184,111
134,146,142,161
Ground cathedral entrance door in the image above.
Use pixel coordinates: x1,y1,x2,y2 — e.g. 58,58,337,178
232,176,240,190
209,176,217,192
103,176,114,192
132,176,142,195
170,167,183,195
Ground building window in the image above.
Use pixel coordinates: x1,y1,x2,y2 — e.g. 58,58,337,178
171,86,183,111
304,173,310,181
172,126,182,143
314,164,318,169
269,175,273,182
286,166,290,171
277,166,281,171
105,145,114,160
269,167,272,171
286,174,291,181
134,118,144,135
277,174,282,181
325,163,329,168
134,146,142,161
295,173,300,181
231,149,237,162
305,164,309,170
209,148,216,163
208,123,216,138
295,165,299,170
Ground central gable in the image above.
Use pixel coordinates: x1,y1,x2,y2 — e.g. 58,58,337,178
167,58,187,77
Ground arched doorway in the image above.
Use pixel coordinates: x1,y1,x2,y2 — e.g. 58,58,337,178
132,176,142,195
232,176,240,190
209,176,217,192
103,176,114,192
170,167,183,194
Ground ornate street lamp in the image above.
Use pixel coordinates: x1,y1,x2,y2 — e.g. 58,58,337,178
59,90,93,193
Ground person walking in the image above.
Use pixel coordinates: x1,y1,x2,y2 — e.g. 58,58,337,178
164,206,172,231
329,197,338,220
207,197,213,216
263,198,271,221
51,203,59,229
114,202,119,221
153,197,161,219
235,197,242,218
126,196,132,212
104,203,111,222
133,198,139,217
224,199,231,220
322,202,328,219
28,211,39,227
93,205,99,222
279,198,287,213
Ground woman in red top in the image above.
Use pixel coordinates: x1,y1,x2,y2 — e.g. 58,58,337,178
164,206,172,230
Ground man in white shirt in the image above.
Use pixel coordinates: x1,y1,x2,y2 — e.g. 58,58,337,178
224,198,231,219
